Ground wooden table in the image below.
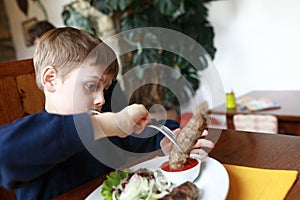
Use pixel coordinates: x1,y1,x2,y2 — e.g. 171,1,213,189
209,90,300,135
53,129,300,200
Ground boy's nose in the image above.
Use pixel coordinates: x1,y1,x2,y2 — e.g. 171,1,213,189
94,93,105,107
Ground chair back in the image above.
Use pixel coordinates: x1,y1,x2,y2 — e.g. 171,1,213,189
233,114,278,134
0,58,45,125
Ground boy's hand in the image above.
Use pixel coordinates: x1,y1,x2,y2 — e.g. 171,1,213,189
160,129,214,155
117,104,150,134
115,104,150,135
91,104,150,139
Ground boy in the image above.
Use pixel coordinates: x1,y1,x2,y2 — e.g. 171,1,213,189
0,27,214,199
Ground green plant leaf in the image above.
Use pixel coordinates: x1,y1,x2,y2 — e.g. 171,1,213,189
90,0,112,15
62,5,95,35
108,0,134,11
69,0,216,108
153,0,183,16
121,13,149,30
101,170,129,200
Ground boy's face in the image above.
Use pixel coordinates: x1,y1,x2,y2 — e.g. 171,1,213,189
50,63,113,115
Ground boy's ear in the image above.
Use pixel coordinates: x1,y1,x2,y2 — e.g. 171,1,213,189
41,66,57,92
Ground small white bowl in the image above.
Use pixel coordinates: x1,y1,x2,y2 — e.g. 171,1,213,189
160,155,201,185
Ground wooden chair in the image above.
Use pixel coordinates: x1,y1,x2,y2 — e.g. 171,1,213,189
233,114,278,134
0,58,44,125
0,58,45,200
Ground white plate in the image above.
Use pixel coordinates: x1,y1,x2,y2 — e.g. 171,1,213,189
86,156,229,200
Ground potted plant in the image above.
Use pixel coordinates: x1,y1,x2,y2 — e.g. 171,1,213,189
62,0,216,117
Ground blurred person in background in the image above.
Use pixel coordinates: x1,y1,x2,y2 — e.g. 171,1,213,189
28,20,55,45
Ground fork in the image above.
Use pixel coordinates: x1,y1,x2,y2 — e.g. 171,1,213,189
147,120,185,153
87,108,184,153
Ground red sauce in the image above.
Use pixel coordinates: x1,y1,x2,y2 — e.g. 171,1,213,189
160,157,198,172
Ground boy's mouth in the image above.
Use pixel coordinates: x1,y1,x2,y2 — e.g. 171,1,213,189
86,108,102,115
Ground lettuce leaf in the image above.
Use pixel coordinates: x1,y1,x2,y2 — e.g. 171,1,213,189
101,170,130,200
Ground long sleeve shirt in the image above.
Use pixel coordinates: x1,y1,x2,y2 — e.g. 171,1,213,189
0,110,179,199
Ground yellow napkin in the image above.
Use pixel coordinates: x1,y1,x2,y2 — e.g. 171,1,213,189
223,164,298,200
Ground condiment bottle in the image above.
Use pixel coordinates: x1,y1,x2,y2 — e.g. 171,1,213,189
226,90,236,109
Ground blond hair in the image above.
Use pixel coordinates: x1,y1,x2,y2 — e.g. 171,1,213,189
33,27,119,89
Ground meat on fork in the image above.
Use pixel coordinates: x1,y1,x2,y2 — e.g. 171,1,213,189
168,114,207,170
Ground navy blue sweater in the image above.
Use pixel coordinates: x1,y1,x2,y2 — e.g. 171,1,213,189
0,110,179,199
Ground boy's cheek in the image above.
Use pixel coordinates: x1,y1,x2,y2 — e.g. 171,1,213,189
73,97,94,110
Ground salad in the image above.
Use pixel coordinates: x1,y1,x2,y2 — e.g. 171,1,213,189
101,168,173,200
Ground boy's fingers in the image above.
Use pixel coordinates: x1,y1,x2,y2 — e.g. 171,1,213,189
133,115,151,134
190,148,208,156
173,128,181,135
201,129,208,136
194,139,215,148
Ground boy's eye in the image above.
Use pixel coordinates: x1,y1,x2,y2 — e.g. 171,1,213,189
86,83,97,90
